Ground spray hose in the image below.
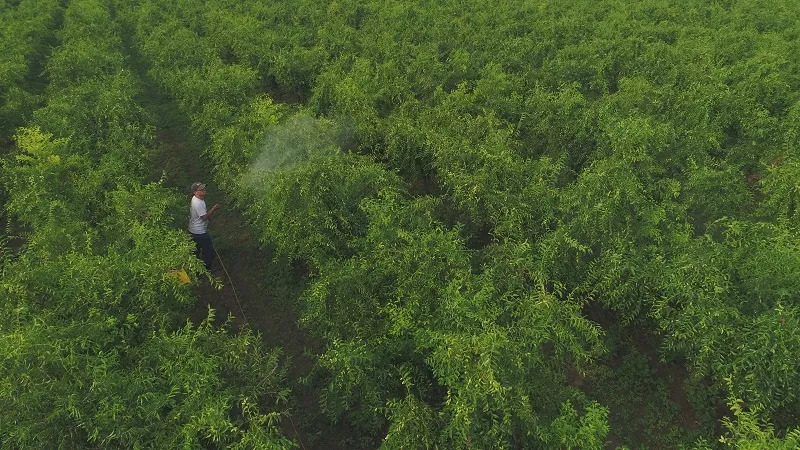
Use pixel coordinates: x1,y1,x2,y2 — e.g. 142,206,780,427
210,246,308,450
212,245,250,329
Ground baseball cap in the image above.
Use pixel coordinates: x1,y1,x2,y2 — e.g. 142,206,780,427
191,182,207,192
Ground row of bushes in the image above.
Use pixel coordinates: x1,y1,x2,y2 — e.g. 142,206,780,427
0,0,61,144
0,0,292,447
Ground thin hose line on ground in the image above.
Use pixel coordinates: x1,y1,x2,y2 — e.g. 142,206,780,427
212,246,250,329
212,247,308,450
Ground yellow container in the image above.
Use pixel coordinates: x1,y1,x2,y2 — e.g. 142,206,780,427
167,268,191,285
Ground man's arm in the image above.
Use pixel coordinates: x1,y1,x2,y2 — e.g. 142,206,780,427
200,204,220,220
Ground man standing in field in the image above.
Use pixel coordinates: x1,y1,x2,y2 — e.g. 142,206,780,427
189,182,220,270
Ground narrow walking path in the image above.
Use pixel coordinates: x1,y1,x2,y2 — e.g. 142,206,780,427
150,122,316,358
117,11,360,443
148,115,328,446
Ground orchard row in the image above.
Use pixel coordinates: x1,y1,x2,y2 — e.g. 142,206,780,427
1,0,292,447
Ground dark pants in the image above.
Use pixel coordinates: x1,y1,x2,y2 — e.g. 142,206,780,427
190,232,214,270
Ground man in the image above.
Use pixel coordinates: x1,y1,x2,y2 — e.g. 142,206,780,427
188,182,220,270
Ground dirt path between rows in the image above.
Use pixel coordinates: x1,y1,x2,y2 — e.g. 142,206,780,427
148,117,345,447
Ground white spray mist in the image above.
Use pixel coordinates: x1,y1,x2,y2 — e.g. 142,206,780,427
243,112,345,192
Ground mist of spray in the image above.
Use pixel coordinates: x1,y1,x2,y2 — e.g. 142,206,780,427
242,112,346,191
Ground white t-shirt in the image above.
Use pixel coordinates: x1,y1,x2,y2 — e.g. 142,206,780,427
189,195,208,234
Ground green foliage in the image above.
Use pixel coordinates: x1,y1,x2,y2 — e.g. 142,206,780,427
426,101,562,239
547,400,609,449
0,0,61,142
0,312,291,448
207,94,284,188
116,0,800,445
584,338,706,448
297,196,607,446
244,152,403,268
1,0,294,446
4,127,89,225
652,220,800,422
705,391,800,449
381,393,438,449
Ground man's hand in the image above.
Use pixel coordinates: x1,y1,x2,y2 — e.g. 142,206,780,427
202,204,220,220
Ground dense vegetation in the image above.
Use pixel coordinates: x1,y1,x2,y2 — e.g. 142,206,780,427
3,0,800,447
0,0,61,144
1,0,290,447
